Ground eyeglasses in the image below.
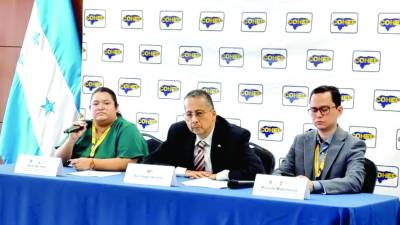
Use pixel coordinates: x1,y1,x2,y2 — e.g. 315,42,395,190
184,110,210,120
307,105,337,116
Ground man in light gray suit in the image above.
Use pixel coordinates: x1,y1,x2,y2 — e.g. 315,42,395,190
274,85,366,194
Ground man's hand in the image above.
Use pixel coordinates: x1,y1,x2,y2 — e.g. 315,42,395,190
185,170,212,179
297,175,314,192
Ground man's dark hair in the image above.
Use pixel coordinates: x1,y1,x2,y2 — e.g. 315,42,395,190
310,85,341,107
184,89,214,110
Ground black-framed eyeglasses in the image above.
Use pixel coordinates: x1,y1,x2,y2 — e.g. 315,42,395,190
307,105,337,116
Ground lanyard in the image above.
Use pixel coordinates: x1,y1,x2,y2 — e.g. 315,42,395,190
313,143,327,179
90,123,111,158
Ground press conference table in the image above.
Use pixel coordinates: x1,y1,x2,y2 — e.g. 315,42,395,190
0,165,399,225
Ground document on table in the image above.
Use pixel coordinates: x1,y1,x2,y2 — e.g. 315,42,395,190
68,170,121,177
182,178,228,189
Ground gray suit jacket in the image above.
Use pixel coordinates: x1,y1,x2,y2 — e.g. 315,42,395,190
274,126,366,194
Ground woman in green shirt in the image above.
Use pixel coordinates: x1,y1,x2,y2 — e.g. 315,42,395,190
56,87,148,171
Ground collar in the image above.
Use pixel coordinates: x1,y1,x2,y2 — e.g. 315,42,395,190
195,127,215,146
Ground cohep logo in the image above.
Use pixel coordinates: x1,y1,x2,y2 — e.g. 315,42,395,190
306,49,334,70
330,13,358,33
139,45,162,64
339,88,355,109
261,48,287,69
82,75,103,94
397,129,400,150
198,82,222,102
373,89,400,111
238,83,263,104
258,120,284,141
158,80,181,99
102,43,124,62
136,113,159,132
199,11,224,31
352,51,381,72
282,86,309,107
82,42,87,61
349,126,377,148
179,46,203,66
121,10,143,29
160,11,183,30
118,78,141,97
376,165,398,188
286,12,313,33
303,123,316,133
84,9,106,28
241,12,267,32
378,13,400,34
219,47,244,67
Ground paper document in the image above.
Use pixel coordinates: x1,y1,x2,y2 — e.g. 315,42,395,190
182,178,228,189
68,170,121,177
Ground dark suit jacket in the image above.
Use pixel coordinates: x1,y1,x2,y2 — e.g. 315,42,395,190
274,126,366,194
145,116,264,180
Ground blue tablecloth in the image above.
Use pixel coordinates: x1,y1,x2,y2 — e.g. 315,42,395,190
0,164,399,225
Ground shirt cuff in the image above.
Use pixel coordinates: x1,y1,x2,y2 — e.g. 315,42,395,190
175,167,187,177
216,170,230,181
312,181,324,193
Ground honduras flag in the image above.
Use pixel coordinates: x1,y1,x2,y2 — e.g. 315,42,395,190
0,0,81,164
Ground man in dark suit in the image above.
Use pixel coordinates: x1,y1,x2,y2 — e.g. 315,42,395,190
145,89,264,180
274,85,366,194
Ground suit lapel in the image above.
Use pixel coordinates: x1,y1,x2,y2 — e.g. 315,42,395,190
320,127,346,179
304,130,317,179
210,117,224,171
183,131,196,168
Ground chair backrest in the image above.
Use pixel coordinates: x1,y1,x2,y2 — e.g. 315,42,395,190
141,133,163,154
249,142,275,174
361,158,377,193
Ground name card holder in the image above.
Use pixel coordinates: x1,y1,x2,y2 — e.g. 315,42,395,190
123,163,177,187
252,174,310,200
14,154,63,177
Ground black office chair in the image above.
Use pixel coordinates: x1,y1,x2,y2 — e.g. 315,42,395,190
249,142,275,174
361,158,377,193
141,133,163,154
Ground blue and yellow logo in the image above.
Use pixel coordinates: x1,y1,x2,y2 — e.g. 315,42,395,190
243,17,265,29
123,15,142,26
104,48,122,59
377,170,397,183
260,126,282,138
333,18,356,30
137,117,157,129
221,52,242,64
161,16,181,27
160,85,179,96
84,80,102,91
141,49,160,61
240,89,262,101
120,82,140,94
308,55,331,67
201,87,220,95
288,17,310,30
285,91,306,103
201,17,223,28
341,93,353,102
352,131,375,141
181,51,201,62
86,14,105,25
380,18,400,31
354,56,378,69
375,95,400,108
263,54,285,66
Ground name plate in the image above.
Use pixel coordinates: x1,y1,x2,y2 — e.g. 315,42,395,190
253,174,310,200
14,154,63,177
123,163,177,187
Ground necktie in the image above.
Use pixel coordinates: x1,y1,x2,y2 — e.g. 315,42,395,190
194,140,206,171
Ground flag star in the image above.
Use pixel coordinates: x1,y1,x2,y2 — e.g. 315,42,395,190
41,98,55,115
32,32,40,45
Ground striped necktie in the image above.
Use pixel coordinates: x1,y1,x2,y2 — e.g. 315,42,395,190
194,140,206,171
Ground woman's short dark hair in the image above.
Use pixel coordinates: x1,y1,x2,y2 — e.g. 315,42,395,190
310,85,341,107
91,87,119,108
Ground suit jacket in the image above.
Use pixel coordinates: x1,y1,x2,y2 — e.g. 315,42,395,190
274,126,366,194
145,116,264,180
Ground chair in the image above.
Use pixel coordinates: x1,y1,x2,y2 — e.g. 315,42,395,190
141,133,163,154
249,142,275,174
361,158,377,193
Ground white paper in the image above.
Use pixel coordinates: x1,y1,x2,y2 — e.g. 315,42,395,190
68,170,121,177
182,178,228,189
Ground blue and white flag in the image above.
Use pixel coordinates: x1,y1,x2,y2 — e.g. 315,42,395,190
0,0,81,163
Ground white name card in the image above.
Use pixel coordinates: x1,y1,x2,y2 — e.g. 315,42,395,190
14,154,63,177
253,174,310,200
123,163,177,187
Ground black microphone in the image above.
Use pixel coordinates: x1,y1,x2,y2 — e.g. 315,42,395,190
63,124,85,133
227,179,255,189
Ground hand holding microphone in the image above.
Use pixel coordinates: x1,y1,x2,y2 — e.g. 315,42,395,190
64,120,87,134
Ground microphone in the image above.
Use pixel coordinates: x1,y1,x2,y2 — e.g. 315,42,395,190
63,124,85,133
227,179,255,189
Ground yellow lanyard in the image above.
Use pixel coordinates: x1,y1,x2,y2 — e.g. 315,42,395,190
90,123,111,158
313,143,327,179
